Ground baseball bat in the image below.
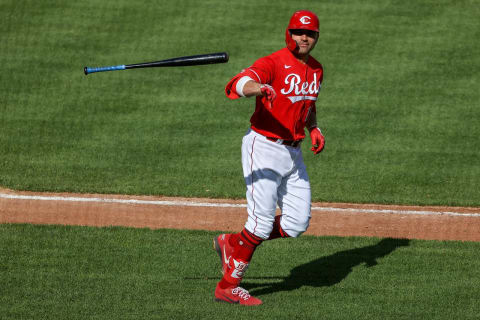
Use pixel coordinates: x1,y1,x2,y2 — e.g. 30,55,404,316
84,52,229,75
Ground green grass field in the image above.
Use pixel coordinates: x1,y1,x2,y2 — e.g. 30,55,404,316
1,0,479,206
1,224,479,319
1,1,479,318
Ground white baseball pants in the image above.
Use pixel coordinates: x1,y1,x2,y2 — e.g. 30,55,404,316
241,128,311,239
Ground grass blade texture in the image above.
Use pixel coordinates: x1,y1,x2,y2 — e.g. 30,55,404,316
1,0,479,206
1,224,479,319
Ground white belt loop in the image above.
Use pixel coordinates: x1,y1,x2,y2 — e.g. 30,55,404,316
276,139,284,145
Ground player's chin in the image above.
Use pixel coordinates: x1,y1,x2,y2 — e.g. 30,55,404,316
298,48,310,55
298,46,311,53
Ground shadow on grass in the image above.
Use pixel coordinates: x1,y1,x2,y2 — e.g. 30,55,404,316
244,237,410,296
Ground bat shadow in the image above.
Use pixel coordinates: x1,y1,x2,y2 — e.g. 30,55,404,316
243,237,410,296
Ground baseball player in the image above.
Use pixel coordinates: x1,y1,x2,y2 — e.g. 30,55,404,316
213,10,325,305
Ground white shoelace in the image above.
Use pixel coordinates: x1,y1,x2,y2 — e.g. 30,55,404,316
232,287,251,300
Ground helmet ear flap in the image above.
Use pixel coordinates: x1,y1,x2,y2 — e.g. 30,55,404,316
285,29,298,52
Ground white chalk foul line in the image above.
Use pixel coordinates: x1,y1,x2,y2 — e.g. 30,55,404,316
0,193,247,208
1,192,479,218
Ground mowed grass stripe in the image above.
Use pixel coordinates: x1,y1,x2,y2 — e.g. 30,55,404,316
1,224,480,319
1,1,479,206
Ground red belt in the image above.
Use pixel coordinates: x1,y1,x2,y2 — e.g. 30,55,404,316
266,137,303,148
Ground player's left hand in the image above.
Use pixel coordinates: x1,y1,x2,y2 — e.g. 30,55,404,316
309,127,325,155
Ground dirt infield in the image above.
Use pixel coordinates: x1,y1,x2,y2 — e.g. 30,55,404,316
1,188,479,242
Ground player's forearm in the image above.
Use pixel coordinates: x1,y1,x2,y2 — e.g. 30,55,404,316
305,110,318,130
241,80,262,97
234,76,262,97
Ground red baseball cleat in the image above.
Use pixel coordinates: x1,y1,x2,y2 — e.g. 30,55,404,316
214,284,263,306
213,234,233,275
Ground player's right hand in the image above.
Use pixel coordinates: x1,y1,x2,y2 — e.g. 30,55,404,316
260,84,276,109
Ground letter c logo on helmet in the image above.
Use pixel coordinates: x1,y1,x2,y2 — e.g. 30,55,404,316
285,10,319,52
299,16,311,25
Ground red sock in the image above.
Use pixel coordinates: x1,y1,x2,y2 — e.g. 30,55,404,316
219,228,263,288
237,228,263,260
267,215,291,240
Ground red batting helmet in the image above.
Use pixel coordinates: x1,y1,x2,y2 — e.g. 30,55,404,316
285,10,320,52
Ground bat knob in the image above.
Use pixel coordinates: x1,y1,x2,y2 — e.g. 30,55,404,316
84,67,88,75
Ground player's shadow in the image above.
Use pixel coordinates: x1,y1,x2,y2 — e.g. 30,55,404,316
244,237,410,296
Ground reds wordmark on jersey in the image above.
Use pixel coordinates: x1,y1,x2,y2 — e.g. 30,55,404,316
226,47,323,141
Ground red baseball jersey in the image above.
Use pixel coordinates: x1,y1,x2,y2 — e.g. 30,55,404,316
225,47,323,141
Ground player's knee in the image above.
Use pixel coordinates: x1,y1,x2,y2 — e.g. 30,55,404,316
281,214,311,238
